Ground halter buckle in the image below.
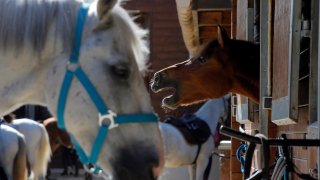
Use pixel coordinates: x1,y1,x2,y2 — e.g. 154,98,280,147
99,111,118,129
67,62,80,72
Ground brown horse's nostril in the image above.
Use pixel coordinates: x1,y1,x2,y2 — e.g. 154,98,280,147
153,72,161,84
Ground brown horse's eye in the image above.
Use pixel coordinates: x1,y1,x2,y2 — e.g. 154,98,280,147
198,56,206,64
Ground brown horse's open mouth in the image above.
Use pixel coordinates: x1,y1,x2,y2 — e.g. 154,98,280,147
150,83,179,109
162,92,179,110
150,72,181,109
151,88,179,110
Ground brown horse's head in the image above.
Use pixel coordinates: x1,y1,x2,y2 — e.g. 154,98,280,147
43,117,73,153
151,26,260,109
57,128,73,149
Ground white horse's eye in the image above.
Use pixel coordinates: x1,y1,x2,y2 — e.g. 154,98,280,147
111,65,130,79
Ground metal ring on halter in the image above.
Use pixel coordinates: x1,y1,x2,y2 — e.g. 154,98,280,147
84,164,112,179
99,110,119,129
67,62,80,72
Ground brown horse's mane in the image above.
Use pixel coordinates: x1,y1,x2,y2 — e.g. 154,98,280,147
220,39,260,103
228,39,260,80
201,38,260,103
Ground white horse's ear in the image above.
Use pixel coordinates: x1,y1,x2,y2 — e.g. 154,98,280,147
94,0,117,32
97,0,117,20
217,25,229,48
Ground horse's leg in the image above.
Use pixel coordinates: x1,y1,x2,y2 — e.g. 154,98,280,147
195,157,210,180
195,140,218,180
13,135,27,180
188,164,196,180
32,125,51,180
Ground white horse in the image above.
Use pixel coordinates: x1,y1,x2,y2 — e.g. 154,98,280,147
160,96,229,180
0,124,28,180
0,0,163,179
3,118,51,180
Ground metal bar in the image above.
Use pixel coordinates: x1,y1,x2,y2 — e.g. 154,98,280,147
220,126,320,146
220,126,261,144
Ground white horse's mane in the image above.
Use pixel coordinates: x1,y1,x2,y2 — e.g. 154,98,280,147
0,0,149,71
0,0,79,52
110,4,149,72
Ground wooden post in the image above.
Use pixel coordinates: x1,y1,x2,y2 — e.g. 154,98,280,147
259,0,273,168
316,0,320,177
271,0,301,125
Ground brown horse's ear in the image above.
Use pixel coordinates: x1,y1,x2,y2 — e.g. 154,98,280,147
217,25,229,48
94,0,117,32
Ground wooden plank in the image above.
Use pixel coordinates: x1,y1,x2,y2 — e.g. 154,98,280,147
260,0,272,134
230,115,242,177
195,0,232,9
308,147,318,176
235,0,255,124
231,0,237,39
272,0,301,125
317,0,320,177
198,10,231,25
198,11,223,24
308,0,319,135
198,25,231,40
236,95,254,124
230,173,243,180
222,11,232,24
236,0,247,40
278,106,308,134
272,0,290,99
258,0,273,170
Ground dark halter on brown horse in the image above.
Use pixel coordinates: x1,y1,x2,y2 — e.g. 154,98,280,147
150,26,260,109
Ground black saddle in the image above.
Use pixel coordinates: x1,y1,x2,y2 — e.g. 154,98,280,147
164,114,211,145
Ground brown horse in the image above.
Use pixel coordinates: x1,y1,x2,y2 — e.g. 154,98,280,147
43,118,72,153
150,26,260,109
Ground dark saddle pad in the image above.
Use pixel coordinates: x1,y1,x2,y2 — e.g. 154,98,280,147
164,114,211,145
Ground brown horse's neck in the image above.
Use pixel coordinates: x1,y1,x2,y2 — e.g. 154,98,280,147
232,76,260,103
228,39,260,103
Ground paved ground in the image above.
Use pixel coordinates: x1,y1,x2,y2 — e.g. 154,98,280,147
47,167,189,180
47,167,192,180
47,169,104,180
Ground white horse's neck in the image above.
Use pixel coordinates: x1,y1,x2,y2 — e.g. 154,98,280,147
194,96,228,132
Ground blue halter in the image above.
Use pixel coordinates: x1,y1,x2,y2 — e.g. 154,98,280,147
57,4,158,174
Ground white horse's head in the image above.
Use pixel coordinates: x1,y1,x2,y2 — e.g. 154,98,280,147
45,0,163,179
0,0,163,178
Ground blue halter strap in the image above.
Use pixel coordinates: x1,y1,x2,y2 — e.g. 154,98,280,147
57,4,158,174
